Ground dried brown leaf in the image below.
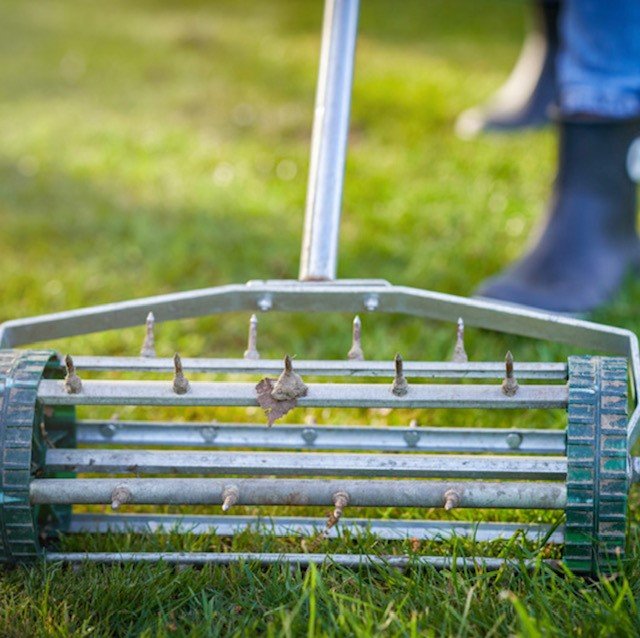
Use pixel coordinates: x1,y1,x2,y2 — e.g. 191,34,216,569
255,377,298,426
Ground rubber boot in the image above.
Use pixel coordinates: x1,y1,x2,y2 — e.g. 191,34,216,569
455,0,559,139
476,119,640,314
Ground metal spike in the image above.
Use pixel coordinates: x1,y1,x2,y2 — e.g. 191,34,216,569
452,317,468,363
501,351,519,396
325,490,349,531
221,486,239,512
140,312,156,358
443,489,460,511
391,354,409,396
271,355,308,401
110,485,131,511
347,315,364,361
172,353,190,395
243,314,260,360
63,355,82,394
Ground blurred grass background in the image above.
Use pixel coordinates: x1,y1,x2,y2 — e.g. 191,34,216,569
1,0,640,635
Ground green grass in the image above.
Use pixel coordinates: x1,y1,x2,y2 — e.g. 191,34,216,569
2,0,640,635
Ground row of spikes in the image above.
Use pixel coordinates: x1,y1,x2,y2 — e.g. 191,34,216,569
62,349,519,398
108,484,461,531
139,312,471,363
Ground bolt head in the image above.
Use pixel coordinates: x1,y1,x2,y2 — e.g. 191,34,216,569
403,430,420,447
257,295,272,312
363,294,379,312
506,432,523,449
99,423,118,439
301,428,318,444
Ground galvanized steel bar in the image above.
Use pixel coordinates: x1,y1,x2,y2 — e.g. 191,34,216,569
37,379,568,408
31,478,567,509
67,513,565,543
42,551,557,570
299,0,359,281
70,356,568,380
46,449,568,479
75,420,567,454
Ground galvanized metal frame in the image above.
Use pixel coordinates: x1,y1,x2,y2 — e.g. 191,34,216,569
2,0,639,573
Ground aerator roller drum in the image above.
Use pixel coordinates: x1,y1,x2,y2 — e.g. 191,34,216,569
0,344,635,574
0,350,74,562
565,356,629,574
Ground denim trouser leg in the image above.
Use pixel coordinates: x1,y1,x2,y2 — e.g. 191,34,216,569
558,1,640,119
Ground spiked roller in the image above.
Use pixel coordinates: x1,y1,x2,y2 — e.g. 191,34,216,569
2,0,640,575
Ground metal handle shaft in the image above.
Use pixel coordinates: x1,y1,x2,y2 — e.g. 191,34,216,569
299,0,360,281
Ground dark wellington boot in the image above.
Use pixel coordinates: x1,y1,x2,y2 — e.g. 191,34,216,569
455,0,559,139
476,119,640,314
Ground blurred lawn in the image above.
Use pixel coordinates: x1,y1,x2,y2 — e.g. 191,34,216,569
1,0,640,636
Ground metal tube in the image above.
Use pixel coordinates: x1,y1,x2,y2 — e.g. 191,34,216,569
31,478,567,509
76,420,567,454
67,513,565,543
46,449,567,479
42,552,558,570
70,356,568,380
299,0,360,281
37,379,568,409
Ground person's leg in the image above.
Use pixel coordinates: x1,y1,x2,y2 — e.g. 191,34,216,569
477,1,640,313
455,0,559,138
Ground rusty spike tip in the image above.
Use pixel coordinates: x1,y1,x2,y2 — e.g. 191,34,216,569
63,355,83,394
172,353,191,395
347,315,365,361
391,353,409,397
333,491,349,520
452,317,468,363
501,351,519,396
325,491,350,531
221,486,239,512
243,314,260,360
110,486,131,511
443,489,460,511
505,351,514,374
140,311,156,358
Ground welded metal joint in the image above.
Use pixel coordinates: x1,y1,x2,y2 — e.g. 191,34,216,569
452,317,468,363
140,312,156,358
271,355,308,401
110,485,131,511
347,315,364,360
392,354,409,396
502,351,519,396
243,314,260,360
63,355,82,394
172,353,190,395
443,489,460,511
222,485,239,512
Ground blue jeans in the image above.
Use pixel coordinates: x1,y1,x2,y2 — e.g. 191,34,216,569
559,1,640,119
